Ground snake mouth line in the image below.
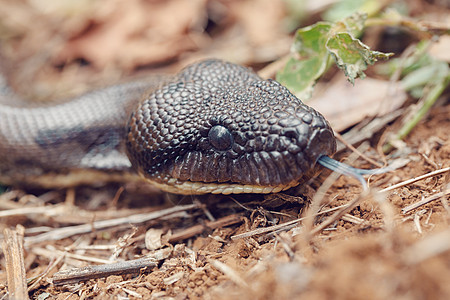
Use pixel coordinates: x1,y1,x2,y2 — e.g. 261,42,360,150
0,168,299,195
145,177,300,195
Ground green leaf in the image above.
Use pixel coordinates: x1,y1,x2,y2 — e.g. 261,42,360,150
276,23,332,99
326,33,393,84
335,11,366,37
277,12,392,99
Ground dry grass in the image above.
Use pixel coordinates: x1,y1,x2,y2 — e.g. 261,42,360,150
0,0,449,299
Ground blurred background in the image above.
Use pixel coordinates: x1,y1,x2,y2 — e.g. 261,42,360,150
0,0,447,101
0,2,449,299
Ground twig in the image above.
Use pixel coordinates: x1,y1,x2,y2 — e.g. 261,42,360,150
24,203,199,246
379,166,450,193
402,190,450,214
303,148,364,240
335,132,384,168
209,259,248,289
27,253,65,292
32,247,113,265
0,204,66,218
413,210,426,234
65,188,75,206
111,186,125,208
163,272,184,285
122,287,143,298
341,213,365,224
309,192,367,237
194,199,215,222
52,257,158,285
231,205,347,240
2,226,29,300
169,214,243,242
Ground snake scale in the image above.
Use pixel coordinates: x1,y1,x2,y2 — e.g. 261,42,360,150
0,60,338,194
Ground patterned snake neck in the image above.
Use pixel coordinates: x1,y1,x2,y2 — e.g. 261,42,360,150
0,60,336,194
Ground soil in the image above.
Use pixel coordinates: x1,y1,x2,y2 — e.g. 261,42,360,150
0,1,449,299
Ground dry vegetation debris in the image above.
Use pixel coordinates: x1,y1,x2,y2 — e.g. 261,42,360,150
0,0,449,299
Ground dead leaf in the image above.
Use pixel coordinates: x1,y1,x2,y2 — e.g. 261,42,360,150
145,228,164,251
58,0,207,69
309,75,407,131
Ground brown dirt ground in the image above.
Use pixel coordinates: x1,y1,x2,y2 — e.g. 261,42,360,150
0,1,449,299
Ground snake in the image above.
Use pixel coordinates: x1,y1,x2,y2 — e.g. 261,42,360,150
0,59,341,195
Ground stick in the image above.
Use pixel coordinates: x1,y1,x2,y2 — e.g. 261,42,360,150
209,259,248,289
231,205,347,240
52,257,158,285
169,214,243,242
24,203,199,246
335,132,385,168
379,167,450,193
309,193,367,237
2,226,29,300
402,190,450,214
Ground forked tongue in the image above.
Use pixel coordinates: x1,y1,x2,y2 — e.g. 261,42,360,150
317,155,392,190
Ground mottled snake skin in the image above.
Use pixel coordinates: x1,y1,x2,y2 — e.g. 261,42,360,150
0,60,336,194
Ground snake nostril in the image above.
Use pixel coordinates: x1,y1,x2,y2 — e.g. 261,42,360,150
282,128,298,144
208,125,233,151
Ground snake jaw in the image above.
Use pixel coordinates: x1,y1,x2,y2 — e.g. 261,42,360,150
140,174,300,195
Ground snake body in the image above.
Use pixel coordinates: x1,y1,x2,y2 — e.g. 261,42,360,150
0,60,336,194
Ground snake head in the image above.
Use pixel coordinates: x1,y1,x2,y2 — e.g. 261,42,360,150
126,60,336,194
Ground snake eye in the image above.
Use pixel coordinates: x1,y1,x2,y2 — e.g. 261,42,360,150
208,125,233,151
